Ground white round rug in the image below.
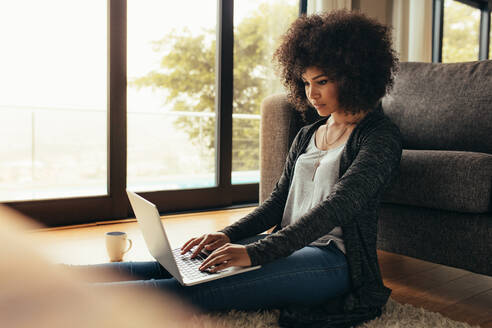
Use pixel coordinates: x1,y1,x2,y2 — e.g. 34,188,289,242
192,298,480,328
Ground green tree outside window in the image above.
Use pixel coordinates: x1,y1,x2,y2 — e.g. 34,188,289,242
442,0,480,62
131,2,297,173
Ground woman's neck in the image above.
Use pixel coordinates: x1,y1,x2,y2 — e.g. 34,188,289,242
330,110,368,126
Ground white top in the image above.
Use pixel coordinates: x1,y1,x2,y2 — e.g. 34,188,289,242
280,132,346,253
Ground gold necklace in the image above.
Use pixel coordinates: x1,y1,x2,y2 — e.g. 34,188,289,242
311,122,348,181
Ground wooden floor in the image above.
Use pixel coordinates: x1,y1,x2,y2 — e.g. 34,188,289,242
33,206,492,327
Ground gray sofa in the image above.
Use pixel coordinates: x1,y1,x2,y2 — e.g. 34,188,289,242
259,61,492,276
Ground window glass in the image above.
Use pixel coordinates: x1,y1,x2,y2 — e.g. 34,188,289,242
127,1,217,191
442,0,480,62
232,0,298,184
0,0,107,201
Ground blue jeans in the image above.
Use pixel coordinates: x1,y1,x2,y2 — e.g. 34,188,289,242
81,235,350,311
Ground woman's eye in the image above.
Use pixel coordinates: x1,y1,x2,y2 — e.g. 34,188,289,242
303,81,309,86
318,80,328,85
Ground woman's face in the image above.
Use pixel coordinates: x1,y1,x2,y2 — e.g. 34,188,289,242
301,66,342,116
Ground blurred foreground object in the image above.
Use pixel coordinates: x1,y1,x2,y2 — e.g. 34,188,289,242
0,205,207,328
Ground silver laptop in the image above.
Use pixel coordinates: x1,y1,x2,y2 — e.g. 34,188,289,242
126,190,261,286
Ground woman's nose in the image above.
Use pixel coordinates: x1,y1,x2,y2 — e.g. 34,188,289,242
308,85,320,100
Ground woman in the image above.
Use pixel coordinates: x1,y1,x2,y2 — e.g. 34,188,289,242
83,10,401,327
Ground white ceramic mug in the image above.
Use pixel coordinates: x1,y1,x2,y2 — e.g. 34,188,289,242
105,231,132,262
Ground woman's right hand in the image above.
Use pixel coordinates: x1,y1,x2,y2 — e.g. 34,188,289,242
180,232,231,258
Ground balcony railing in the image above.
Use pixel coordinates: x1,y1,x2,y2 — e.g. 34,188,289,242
0,105,260,202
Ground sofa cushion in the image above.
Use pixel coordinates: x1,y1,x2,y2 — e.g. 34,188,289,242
382,61,492,154
383,149,492,213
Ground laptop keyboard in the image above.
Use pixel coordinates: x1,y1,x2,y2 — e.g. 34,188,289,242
172,247,218,280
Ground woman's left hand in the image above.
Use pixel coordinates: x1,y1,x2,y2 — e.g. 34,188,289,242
199,243,251,273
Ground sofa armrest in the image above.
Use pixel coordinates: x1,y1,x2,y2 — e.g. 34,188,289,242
259,94,299,203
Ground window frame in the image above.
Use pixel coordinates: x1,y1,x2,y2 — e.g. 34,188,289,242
5,0,305,226
433,0,491,62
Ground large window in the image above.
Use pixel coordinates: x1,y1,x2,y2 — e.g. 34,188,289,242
433,0,491,62
1,1,303,226
0,0,107,202
127,1,217,191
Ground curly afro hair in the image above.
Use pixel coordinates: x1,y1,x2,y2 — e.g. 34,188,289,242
273,10,398,115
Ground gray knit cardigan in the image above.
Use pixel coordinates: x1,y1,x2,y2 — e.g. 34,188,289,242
220,105,402,327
